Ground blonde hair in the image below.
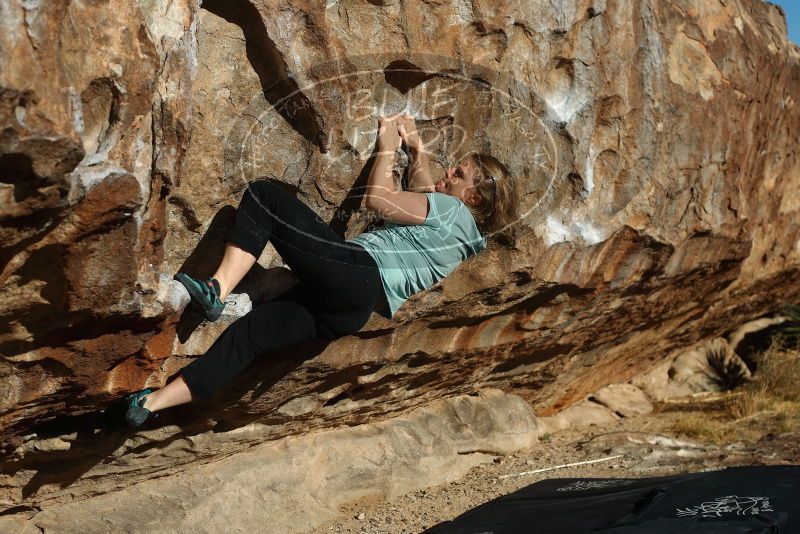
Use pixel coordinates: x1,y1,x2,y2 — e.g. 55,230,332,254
462,151,520,247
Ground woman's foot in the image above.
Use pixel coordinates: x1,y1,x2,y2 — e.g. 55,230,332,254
174,273,225,321
125,388,159,428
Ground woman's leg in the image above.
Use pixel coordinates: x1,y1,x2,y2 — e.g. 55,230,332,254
184,178,345,304
223,180,382,328
140,283,317,412
140,180,382,411
170,298,319,404
212,243,256,301
142,374,192,412
197,180,310,303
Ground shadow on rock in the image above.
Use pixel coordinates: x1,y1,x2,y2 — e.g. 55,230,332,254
12,401,132,499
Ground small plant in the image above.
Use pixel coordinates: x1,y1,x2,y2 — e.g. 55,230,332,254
706,342,750,391
538,432,552,442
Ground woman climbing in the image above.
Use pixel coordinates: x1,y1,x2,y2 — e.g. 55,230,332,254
125,113,520,428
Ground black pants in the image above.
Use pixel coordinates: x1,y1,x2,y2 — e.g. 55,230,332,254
180,179,383,400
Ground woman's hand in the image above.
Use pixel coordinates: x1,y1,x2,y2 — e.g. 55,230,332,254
397,114,423,152
377,114,402,153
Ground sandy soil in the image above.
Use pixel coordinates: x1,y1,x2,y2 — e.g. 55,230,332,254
308,409,800,534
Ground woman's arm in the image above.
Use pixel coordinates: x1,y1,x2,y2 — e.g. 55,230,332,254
365,151,400,210
365,115,430,225
398,115,437,193
406,146,436,193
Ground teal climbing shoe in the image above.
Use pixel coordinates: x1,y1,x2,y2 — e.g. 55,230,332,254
125,388,158,428
174,272,225,321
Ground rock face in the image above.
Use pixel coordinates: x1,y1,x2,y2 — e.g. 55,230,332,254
0,0,798,513
1,390,543,533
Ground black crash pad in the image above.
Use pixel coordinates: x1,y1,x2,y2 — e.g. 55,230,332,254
426,465,799,533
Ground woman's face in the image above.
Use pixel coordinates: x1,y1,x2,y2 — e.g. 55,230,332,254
435,157,483,206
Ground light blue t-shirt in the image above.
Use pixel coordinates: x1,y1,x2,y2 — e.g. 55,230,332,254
346,192,488,319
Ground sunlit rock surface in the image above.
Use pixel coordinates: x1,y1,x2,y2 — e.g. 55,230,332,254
1,0,798,516
1,389,543,533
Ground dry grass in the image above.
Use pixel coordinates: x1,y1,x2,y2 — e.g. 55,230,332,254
671,413,730,443
671,336,800,445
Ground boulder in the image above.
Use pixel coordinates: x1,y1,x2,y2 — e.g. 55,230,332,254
1,0,799,515
591,383,654,418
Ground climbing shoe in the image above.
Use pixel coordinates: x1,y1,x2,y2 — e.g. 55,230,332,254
174,272,225,321
125,388,158,428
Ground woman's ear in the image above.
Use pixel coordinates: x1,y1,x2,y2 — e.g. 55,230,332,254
466,189,481,207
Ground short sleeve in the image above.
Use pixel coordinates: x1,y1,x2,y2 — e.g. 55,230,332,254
422,192,461,230
422,192,439,229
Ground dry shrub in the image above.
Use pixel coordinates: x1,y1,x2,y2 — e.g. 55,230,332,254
671,414,728,443
672,335,800,444
725,336,800,430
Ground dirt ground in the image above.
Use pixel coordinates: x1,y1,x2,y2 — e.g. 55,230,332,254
308,338,800,534
308,404,800,534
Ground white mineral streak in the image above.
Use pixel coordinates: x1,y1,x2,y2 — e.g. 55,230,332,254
544,214,604,246
585,145,596,195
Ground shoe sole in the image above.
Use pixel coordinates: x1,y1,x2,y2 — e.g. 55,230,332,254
174,273,224,321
